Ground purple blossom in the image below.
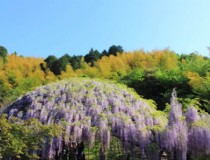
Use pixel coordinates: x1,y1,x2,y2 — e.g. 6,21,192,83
5,79,210,158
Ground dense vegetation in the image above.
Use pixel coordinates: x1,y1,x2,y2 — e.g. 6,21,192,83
0,45,209,159
1,79,210,159
0,45,209,113
0,115,62,159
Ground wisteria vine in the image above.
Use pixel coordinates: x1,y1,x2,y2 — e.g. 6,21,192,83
3,78,210,159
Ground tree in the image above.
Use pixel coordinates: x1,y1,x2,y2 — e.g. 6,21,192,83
180,53,210,76
70,55,82,70
60,65,76,79
44,55,57,72
122,68,144,85
57,54,71,72
46,54,71,75
0,46,8,63
100,50,108,58
84,48,100,66
108,45,124,56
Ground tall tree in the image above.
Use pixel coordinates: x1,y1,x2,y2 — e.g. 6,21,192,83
0,46,8,63
84,48,100,66
70,55,82,70
52,54,71,75
100,50,108,58
44,55,57,72
58,54,71,71
108,45,124,56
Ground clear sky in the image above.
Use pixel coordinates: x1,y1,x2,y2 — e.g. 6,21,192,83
0,0,210,58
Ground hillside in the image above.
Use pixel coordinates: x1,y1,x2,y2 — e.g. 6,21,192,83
0,48,209,113
1,78,210,159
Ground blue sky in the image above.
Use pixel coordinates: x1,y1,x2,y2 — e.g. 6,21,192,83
0,0,210,58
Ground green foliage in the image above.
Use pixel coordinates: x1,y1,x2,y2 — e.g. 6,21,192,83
70,55,82,70
180,53,210,76
0,46,8,63
83,137,125,160
0,115,62,159
122,68,144,84
84,48,100,66
44,54,72,75
8,78,39,101
44,55,57,69
0,47,209,114
180,98,202,112
52,54,71,75
0,80,10,107
107,45,124,56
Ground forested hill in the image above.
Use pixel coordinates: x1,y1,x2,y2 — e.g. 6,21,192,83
0,45,209,112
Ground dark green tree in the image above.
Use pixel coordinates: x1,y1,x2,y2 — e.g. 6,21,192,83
44,55,57,71
70,55,82,70
44,54,71,75
58,54,71,70
0,46,8,63
108,45,124,56
100,50,108,58
53,54,71,75
84,48,100,66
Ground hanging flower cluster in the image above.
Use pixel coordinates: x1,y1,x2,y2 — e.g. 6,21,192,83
161,89,210,159
3,78,210,159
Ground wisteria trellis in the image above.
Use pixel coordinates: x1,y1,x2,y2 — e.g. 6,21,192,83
3,78,210,159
